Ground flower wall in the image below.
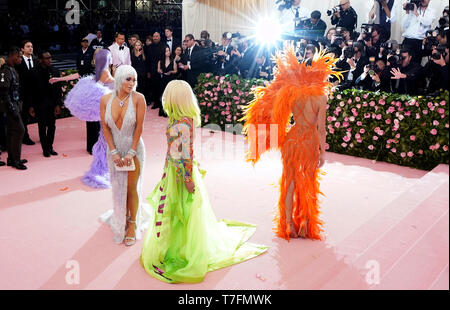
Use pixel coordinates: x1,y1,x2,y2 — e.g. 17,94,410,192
195,73,449,171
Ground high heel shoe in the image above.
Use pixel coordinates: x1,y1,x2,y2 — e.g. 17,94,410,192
124,219,136,246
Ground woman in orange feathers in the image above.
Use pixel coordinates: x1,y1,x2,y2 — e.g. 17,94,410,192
242,46,341,241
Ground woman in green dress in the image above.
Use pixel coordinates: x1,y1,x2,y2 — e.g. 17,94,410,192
140,80,267,283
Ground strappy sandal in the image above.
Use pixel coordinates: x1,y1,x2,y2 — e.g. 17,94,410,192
124,219,136,246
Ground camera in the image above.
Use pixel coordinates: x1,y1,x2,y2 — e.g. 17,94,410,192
424,30,439,51
438,15,449,30
360,23,374,41
327,6,341,16
343,41,355,59
404,0,421,11
387,52,403,68
432,44,448,60
332,26,345,46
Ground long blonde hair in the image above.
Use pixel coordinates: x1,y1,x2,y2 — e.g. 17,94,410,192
162,80,201,127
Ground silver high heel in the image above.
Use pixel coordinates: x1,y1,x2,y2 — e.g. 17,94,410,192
124,219,136,246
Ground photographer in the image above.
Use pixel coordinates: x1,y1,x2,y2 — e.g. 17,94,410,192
360,24,385,58
402,0,436,63
279,0,311,33
422,44,449,94
213,32,239,75
355,58,392,92
248,50,273,80
369,0,398,40
346,41,369,86
390,48,423,94
302,11,327,38
378,39,400,61
330,0,358,35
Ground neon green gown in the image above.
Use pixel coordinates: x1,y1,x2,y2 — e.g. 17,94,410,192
140,117,268,283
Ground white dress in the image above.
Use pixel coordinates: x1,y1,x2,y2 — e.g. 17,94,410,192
99,91,151,244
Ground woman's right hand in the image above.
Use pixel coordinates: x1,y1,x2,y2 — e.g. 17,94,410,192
113,154,124,167
185,180,195,193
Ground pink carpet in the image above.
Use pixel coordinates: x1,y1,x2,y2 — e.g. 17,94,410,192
0,107,448,290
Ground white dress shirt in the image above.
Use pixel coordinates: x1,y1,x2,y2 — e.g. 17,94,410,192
370,0,398,24
166,37,173,52
402,6,436,40
109,42,131,67
23,55,34,70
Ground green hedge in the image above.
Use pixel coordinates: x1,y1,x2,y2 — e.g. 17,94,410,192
195,73,449,171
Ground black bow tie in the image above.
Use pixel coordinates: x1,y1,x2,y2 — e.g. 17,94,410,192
119,46,124,51
167,39,172,42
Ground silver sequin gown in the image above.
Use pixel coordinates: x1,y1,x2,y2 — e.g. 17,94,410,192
99,92,151,244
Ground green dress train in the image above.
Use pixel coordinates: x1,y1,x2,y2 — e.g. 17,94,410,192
140,117,268,283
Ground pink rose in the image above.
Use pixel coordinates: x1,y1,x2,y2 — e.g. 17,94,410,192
407,152,414,157
355,97,361,102
329,128,335,134
343,122,349,127
433,120,439,126
418,149,423,154
427,102,433,109
422,110,428,115
438,108,445,114
401,152,406,158
205,73,211,78
355,133,361,139
356,104,361,109
391,148,397,153
327,116,334,122
378,130,385,136
443,145,449,151
363,94,369,99
325,143,330,150
357,139,363,143
369,101,376,107
395,133,400,138
341,143,348,148
430,129,438,135
337,94,342,99
347,98,352,104
360,128,365,134
387,106,395,113
373,136,379,141
379,99,385,105
343,136,350,142
339,101,345,107
376,114,382,120
236,80,241,85
368,145,374,150
357,121,363,126
241,99,246,103
335,122,341,128
410,135,416,141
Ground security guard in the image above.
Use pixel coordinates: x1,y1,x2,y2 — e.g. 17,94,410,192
0,47,28,170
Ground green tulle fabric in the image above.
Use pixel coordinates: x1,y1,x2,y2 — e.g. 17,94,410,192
140,159,268,283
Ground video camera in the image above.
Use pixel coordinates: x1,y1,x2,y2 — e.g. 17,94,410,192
333,27,345,46
404,0,421,11
387,50,403,69
343,40,355,59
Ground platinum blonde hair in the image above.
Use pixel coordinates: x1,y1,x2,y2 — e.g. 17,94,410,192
113,65,138,96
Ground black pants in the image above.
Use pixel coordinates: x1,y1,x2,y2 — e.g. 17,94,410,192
36,107,56,152
0,113,6,151
20,103,31,141
402,38,423,63
86,121,100,154
150,74,162,108
6,111,25,162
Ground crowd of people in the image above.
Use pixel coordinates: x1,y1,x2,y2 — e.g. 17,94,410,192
1,0,450,171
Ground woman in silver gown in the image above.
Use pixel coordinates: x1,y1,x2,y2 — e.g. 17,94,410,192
99,65,150,246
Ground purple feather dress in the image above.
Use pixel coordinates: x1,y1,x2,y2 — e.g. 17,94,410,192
64,75,113,188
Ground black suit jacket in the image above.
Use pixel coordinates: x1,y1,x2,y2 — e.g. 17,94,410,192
214,45,236,74
15,56,39,108
31,65,62,111
182,45,204,87
76,47,94,77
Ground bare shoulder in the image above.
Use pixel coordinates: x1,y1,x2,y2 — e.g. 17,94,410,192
101,93,113,106
133,91,147,107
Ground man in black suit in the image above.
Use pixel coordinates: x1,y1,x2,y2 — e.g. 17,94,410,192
237,39,257,78
15,40,38,146
0,47,28,170
214,32,238,75
180,34,204,89
76,38,94,77
30,51,62,157
145,32,167,115
345,41,369,87
302,10,328,39
164,26,181,54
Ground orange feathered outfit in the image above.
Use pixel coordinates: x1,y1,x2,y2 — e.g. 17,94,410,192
242,46,341,241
